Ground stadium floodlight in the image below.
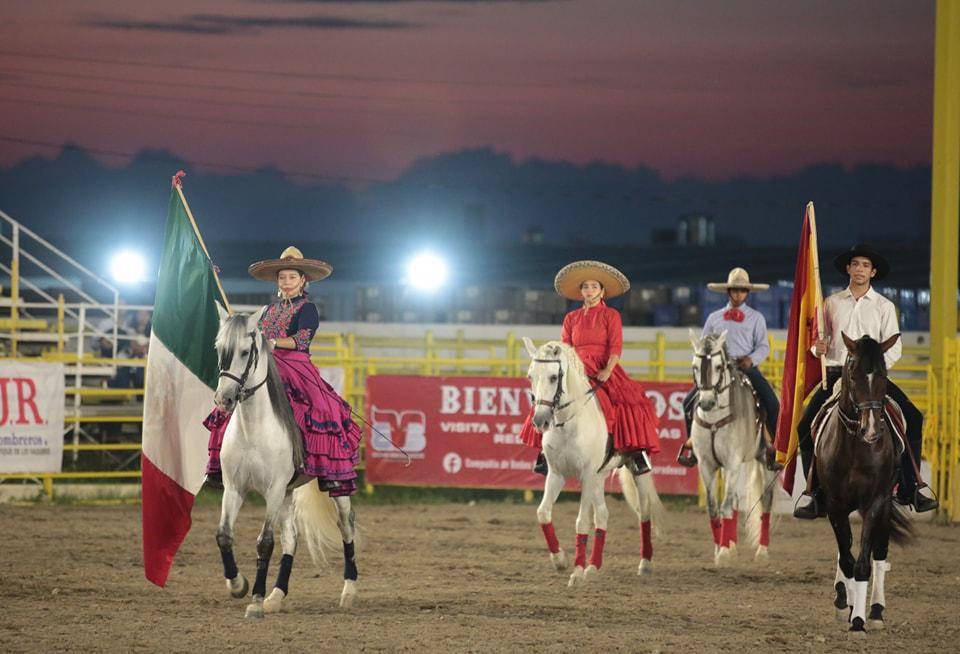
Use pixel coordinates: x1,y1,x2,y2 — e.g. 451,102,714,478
109,249,147,284
405,251,449,291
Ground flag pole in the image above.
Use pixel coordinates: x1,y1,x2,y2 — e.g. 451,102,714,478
171,171,232,314
807,201,827,389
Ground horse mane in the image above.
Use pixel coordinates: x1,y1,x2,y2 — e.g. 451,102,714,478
216,313,305,471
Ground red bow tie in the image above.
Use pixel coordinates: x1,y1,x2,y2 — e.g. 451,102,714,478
723,308,745,322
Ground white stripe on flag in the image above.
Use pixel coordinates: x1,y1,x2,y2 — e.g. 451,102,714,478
142,332,215,495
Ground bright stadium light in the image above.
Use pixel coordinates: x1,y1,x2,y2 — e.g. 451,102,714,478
109,250,147,284
405,251,449,291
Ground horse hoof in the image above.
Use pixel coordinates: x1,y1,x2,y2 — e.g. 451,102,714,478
550,550,568,572
867,619,885,631
715,547,732,568
754,546,769,564
848,617,866,637
339,580,357,609
245,602,264,620
567,566,585,587
226,575,249,599
263,588,285,614
583,565,599,581
868,604,885,630
638,559,652,576
728,542,738,556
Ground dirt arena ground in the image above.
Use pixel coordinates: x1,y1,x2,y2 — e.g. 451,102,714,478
1,497,957,653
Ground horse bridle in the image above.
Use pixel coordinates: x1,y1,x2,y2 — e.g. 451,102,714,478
531,357,598,428
218,330,269,403
836,360,887,437
693,349,732,408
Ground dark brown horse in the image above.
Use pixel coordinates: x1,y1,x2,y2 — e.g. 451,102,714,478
815,332,913,635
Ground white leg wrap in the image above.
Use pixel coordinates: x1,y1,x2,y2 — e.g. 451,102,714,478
852,580,868,623
870,560,890,607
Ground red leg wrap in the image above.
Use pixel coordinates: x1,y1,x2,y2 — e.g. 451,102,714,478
722,517,736,548
760,512,771,547
641,520,653,561
574,533,588,568
710,517,722,546
589,528,607,569
731,510,739,544
540,522,560,554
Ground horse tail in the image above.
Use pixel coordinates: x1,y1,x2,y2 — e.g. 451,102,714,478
888,502,915,546
618,467,666,539
743,458,764,550
292,481,345,566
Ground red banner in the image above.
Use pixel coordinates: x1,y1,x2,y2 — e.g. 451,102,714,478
364,375,696,494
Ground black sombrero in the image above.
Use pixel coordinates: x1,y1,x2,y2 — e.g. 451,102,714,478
833,243,889,282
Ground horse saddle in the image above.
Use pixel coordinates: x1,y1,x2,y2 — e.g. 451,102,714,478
811,383,906,458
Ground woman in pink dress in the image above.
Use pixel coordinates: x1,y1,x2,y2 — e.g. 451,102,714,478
520,260,661,475
205,247,361,496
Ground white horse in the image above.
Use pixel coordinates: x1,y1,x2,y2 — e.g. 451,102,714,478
689,329,774,566
212,309,358,618
523,338,664,586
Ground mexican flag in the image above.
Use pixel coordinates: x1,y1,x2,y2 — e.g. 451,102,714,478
141,174,226,586
774,202,825,492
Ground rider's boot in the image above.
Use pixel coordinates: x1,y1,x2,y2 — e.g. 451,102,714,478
533,451,548,476
894,482,939,513
677,438,697,467
793,462,825,520
626,450,651,475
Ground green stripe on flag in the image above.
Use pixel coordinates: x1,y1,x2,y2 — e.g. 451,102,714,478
151,189,222,390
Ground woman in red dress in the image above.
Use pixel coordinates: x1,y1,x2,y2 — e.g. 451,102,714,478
521,260,661,475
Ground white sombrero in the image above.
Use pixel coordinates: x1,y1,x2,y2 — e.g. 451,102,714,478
554,260,630,301
707,267,769,293
248,246,333,282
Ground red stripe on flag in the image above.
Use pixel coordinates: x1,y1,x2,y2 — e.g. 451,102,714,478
141,453,195,587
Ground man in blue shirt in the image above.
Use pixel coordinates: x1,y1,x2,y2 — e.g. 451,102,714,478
677,268,781,470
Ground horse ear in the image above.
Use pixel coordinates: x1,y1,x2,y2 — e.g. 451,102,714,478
717,329,728,349
522,336,538,358
841,331,858,353
880,333,900,353
688,327,699,350
249,305,268,330
216,301,230,324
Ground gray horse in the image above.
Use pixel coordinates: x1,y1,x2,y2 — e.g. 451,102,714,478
689,330,776,566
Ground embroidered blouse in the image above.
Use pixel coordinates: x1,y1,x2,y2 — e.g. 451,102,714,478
561,300,623,370
257,293,320,352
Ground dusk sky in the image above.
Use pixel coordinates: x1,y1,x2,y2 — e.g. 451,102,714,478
0,1,935,183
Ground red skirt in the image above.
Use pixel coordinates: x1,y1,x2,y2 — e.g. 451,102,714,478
520,359,660,454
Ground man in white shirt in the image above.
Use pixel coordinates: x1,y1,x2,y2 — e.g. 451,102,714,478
793,245,937,518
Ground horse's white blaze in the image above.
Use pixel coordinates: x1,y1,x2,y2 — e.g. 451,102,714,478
525,340,663,584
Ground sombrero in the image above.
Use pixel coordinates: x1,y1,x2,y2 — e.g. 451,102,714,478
554,260,630,301
248,246,332,282
707,267,769,293
833,243,889,281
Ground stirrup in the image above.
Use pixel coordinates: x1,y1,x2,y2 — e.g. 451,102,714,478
793,492,822,520
533,452,548,476
897,484,939,513
677,445,697,468
626,451,651,475
204,472,223,490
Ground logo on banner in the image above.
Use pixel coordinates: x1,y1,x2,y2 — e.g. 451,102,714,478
442,452,462,474
645,388,687,441
370,406,427,453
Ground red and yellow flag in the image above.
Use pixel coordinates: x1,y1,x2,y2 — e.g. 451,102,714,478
774,202,825,491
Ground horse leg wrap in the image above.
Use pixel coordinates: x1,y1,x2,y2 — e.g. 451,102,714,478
870,559,890,608
640,520,653,561
574,533,588,568
730,510,739,544
274,554,294,595
540,522,560,554
216,532,239,581
722,516,736,548
252,532,274,599
709,517,722,547
852,580,868,623
343,541,358,581
760,512,771,547
589,529,606,569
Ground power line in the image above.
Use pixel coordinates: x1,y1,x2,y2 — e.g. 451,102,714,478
0,95,429,141
0,64,511,109
0,48,630,92
0,134,388,184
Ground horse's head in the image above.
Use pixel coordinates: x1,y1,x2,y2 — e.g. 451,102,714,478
689,328,730,411
841,331,899,444
522,337,583,431
214,306,268,412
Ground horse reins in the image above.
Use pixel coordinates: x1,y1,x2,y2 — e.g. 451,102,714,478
218,331,269,403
